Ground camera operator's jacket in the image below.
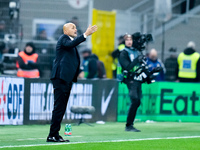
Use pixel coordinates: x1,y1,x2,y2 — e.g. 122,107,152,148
117,46,140,82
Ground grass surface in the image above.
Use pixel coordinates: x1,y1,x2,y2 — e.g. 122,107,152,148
0,122,200,149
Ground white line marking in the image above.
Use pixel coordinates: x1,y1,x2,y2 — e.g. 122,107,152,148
0,136,200,149
16,136,82,141
16,138,46,141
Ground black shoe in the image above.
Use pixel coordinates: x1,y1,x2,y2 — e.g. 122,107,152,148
46,136,58,142
58,135,70,142
46,135,70,142
125,126,141,132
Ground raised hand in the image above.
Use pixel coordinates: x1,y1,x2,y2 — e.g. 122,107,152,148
84,25,98,36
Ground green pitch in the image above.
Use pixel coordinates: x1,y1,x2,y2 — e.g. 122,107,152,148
0,122,200,150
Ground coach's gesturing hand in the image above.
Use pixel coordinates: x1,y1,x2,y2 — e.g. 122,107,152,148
84,25,98,36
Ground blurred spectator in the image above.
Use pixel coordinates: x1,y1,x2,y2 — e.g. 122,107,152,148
93,54,106,79
16,42,41,78
0,20,6,39
81,49,106,79
0,41,8,60
81,48,91,66
35,29,49,41
81,49,97,79
164,47,178,81
176,41,200,82
111,35,125,78
0,41,7,73
146,48,166,81
34,29,54,75
54,16,82,40
0,41,18,75
34,29,51,54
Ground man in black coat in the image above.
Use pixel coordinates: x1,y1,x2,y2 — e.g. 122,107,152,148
47,23,97,142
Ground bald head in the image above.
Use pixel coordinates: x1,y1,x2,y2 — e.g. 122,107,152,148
149,48,158,61
63,23,77,38
187,41,196,49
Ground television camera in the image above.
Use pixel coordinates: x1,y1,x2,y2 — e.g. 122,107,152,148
120,32,162,84
131,59,162,84
132,32,153,51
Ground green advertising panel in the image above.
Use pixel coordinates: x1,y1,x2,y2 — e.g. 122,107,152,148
117,82,200,122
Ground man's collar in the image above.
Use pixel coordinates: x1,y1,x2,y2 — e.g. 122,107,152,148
69,36,74,40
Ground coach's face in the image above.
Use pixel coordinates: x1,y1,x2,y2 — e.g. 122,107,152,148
63,23,77,38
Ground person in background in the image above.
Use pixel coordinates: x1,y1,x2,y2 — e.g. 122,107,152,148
35,29,49,41
164,47,178,81
16,42,41,78
34,29,54,77
81,49,106,79
111,35,125,78
0,41,8,60
176,41,200,82
81,49,97,79
34,29,52,54
0,20,6,39
78,49,89,78
0,41,8,73
146,48,166,81
92,54,106,79
81,48,92,67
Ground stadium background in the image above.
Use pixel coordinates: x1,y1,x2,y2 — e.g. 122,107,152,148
0,0,200,149
0,0,200,124
0,0,200,148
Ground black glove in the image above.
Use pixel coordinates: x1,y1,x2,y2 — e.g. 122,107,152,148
137,55,145,63
28,61,38,68
152,67,162,73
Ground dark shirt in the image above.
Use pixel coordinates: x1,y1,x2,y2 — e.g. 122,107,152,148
165,56,177,81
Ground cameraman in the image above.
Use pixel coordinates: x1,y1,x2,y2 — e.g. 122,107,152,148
118,34,144,132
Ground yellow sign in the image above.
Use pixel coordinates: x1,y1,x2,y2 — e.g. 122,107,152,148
92,9,116,78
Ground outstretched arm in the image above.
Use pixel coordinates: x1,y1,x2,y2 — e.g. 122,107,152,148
62,25,98,48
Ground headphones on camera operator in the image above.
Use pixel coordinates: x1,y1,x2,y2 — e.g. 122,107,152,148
117,32,162,84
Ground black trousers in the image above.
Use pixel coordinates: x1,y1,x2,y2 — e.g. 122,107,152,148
49,78,72,137
126,80,142,127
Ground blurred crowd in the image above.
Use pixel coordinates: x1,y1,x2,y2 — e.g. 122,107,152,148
0,15,200,83
0,16,107,80
111,34,200,83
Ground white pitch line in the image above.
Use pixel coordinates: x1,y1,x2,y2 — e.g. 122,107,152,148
16,136,82,141
0,136,200,149
16,138,46,141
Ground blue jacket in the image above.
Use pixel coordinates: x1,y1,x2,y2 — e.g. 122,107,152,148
146,57,166,81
